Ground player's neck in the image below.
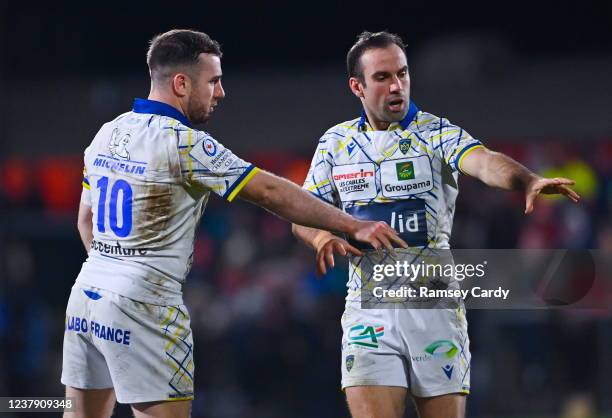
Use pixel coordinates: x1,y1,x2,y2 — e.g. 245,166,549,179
147,90,186,117
363,110,390,131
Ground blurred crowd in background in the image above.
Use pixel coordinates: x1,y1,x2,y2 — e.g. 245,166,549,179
0,138,610,418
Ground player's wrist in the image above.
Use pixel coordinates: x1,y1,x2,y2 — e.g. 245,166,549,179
343,218,364,240
523,173,541,190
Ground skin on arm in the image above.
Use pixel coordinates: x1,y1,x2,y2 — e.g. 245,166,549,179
459,147,580,214
77,202,93,253
237,170,407,251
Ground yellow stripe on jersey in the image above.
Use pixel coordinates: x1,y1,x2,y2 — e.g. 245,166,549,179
415,117,436,127
187,128,193,178
82,180,90,190
428,129,461,143
457,144,485,174
167,396,194,401
307,179,330,192
160,307,176,329
226,167,260,202
337,122,362,131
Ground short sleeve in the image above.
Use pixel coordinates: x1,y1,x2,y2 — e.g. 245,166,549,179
302,134,339,206
180,130,259,202
434,118,484,174
81,166,92,206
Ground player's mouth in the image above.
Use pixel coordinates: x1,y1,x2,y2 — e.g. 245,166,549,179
387,98,405,113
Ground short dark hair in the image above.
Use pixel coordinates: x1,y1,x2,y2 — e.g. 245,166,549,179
147,29,222,82
347,31,407,83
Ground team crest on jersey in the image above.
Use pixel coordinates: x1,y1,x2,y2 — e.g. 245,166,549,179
108,128,131,160
399,138,411,155
345,354,355,372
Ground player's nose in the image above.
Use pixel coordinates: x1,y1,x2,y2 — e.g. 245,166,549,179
389,76,403,93
215,81,225,100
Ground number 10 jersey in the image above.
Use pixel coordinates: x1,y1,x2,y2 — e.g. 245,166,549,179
76,99,258,305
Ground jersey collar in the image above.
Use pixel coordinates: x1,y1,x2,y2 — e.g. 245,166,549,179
358,101,420,131
132,98,193,128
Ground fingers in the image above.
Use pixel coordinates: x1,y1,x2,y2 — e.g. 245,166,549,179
325,246,335,269
377,233,395,253
375,222,408,250
316,239,365,277
316,251,327,277
526,179,581,213
388,232,408,249
525,192,536,214
333,240,348,256
558,184,580,202
550,177,576,186
343,243,364,257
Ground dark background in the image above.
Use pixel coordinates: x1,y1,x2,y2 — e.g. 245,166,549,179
0,1,611,417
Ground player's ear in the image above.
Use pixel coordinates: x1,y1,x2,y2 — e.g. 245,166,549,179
172,73,190,98
349,77,365,99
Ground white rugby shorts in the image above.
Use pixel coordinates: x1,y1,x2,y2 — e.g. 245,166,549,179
341,305,470,397
61,284,194,403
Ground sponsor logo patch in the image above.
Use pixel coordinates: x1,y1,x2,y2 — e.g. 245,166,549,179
108,128,131,161
346,200,428,248
332,163,377,202
424,340,459,358
380,155,433,198
396,161,415,180
348,324,384,349
203,138,217,156
189,136,237,175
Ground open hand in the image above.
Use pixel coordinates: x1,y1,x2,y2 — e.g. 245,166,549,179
525,177,580,214
314,236,363,276
349,220,408,251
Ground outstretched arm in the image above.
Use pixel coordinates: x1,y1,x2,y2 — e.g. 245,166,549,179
238,170,407,251
459,147,580,214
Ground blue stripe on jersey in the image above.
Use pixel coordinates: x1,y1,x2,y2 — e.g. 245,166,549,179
222,164,256,199
425,201,437,214
453,142,483,170
357,101,420,130
133,98,193,128
309,190,333,204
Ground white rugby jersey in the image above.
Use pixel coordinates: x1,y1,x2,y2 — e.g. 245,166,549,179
77,99,259,305
303,102,483,296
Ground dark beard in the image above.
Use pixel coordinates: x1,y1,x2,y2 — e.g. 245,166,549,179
186,97,210,125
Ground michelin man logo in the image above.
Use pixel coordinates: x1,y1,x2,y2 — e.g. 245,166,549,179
109,128,131,160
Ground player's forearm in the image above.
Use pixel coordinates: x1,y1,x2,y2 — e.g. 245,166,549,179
78,224,93,253
77,203,94,253
469,149,538,191
239,171,358,234
292,224,335,251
